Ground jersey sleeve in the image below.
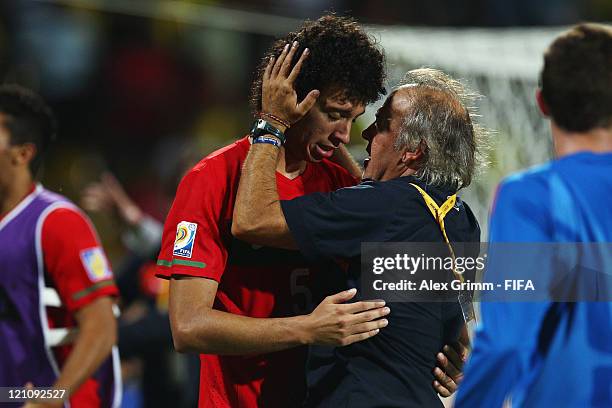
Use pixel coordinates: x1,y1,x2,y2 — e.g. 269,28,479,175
42,207,118,312
156,162,228,281
455,176,553,407
280,182,394,262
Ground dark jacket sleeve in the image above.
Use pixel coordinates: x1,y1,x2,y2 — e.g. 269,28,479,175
280,182,396,262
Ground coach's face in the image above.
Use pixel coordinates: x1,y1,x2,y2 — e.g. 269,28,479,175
285,88,365,162
361,91,410,181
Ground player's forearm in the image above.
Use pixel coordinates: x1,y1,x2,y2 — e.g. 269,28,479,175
233,142,295,248
53,299,117,400
172,307,309,355
331,145,362,180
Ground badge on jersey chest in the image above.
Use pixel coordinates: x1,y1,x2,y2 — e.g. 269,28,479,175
173,221,198,258
80,247,112,282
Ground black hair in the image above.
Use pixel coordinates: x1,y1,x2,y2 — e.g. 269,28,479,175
250,14,386,113
0,84,56,175
540,23,612,132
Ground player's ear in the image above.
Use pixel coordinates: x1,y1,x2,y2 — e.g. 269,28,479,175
536,89,550,117
12,142,36,168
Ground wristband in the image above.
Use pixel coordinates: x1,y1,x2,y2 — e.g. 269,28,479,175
250,119,286,144
252,135,282,148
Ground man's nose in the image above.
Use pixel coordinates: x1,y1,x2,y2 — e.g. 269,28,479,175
332,120,351,146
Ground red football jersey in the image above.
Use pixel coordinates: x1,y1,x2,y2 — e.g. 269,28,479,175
156,137,358,407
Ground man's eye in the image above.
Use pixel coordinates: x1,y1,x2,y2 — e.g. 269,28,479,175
328,112,341,121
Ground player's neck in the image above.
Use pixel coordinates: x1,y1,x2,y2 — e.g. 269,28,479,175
0,172,34,216
276,146,307,179
552,122,612,158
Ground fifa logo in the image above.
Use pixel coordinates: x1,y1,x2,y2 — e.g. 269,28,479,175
173,221,198,258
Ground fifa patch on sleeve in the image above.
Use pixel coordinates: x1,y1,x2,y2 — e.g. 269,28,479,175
173,221,198,258
80,247,113,282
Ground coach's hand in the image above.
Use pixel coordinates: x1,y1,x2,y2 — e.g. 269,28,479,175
262,41,320,128
300,288,389,347
432,326,470,397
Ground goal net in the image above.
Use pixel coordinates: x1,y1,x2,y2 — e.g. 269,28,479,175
366,25,567,237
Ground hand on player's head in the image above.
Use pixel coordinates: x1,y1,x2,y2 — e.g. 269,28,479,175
261,42,320,130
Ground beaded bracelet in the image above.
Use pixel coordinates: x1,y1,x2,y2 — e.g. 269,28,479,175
259,112,291,129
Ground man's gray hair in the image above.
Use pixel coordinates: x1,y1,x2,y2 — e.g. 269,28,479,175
394,68,489,190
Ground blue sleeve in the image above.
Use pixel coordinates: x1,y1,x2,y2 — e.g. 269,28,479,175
456,175,553,407
280,183,394,263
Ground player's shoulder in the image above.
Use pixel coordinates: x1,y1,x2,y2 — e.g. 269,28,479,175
36,186,73,207
35,187,85,220
40,202,99,250
489,163,554,222
183,137,250,182
497,162,553,199
199,136,250,165
44,204,92,232
46,205,85,220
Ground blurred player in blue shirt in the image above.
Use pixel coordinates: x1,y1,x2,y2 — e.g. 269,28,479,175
456,23,612,407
